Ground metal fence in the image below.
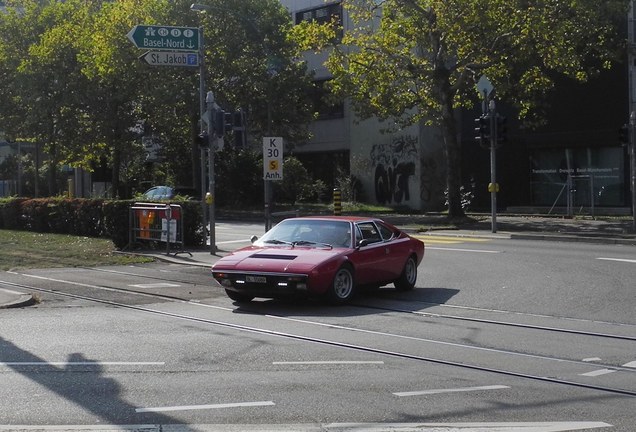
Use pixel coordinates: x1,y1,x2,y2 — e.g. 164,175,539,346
128,202,190,256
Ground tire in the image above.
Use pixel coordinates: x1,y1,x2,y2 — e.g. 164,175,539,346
225,289,254,303
327,265,356,304
394,255,417,291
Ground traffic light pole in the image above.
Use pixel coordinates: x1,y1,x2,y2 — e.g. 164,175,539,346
630,111,636,232
488,100,497,233
196,26,208,249
206,91,217,254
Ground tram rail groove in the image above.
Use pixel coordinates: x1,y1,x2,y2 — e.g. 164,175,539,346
66,266,636,339
1,278,635,399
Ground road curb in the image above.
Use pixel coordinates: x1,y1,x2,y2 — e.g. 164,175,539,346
0,289,36,309
510,233,636,246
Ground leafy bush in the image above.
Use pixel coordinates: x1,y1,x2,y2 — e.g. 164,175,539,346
0,197,204,250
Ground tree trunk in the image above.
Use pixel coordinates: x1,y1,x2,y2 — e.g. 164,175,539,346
111,146,120,199
437,74,464,219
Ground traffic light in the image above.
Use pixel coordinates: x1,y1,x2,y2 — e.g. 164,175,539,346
213,109,226,137
619,124,629,145
496,115,507,144
213,109,237,139
474,115,490,146
233,109,246,148
196,131,210,148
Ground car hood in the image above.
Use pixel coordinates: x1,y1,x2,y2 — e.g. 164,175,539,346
212,246,345,273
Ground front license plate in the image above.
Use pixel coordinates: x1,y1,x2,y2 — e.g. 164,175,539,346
246,275,267,283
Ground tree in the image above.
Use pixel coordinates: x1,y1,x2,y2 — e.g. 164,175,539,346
292,0,629,217
0,0,316,199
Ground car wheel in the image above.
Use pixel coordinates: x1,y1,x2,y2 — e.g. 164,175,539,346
394,255,417,291
328,264,356,304
225,289,254,303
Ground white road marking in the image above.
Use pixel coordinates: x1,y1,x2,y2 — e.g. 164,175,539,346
0,288,28,295
217,239,252,245
393,385,509,397
426,246,501,253
128,283,180,288
0,362,164,366
623,361,636,368
273,361,384,365
135,401,275,413
597,257,636,264
579,369,615,377
582,357,602,362
0,422,614,431
323,422,612,431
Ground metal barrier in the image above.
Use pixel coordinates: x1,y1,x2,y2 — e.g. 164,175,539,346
129,202,191,256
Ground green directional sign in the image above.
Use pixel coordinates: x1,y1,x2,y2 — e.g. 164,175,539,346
127,25,199,51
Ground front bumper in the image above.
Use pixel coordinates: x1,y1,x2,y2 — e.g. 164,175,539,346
212,270,310,297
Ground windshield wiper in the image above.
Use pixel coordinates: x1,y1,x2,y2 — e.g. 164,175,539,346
293,240,333,249
264,239,293,245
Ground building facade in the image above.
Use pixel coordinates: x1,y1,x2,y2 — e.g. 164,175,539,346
282,0,633,215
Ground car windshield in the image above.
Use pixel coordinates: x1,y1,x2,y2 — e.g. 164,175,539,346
256,219,352,248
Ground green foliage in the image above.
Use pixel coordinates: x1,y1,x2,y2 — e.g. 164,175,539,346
275,156,327,204
0,0,315,199
292,0,630,217
214,147,264,207
0,197,204,250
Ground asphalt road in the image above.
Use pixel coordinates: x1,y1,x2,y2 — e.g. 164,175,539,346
0,232,634,431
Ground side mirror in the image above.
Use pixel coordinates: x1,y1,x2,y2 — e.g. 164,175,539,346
250,235,258,244
356,239,369,249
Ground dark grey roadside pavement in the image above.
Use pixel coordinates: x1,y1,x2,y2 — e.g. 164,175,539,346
1,214,634,309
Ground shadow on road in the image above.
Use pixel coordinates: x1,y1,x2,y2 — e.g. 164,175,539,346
0,336,190,427
230,286,460,317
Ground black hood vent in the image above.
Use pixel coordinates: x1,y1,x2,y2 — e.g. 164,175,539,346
251,253,297,260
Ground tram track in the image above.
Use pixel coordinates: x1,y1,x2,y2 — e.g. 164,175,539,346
1,275,635,399
50,266,636,341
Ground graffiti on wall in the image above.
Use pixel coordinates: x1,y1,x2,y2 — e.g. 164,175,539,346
370,135,417,205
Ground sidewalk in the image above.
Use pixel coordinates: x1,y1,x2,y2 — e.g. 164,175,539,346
1,214,634,309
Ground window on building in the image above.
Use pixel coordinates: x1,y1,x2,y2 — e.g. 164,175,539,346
295,2,343,42
311,79,344,120
529,147,626,207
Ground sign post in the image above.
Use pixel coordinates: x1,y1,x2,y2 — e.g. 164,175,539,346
263,137,283,231
127,25,199,51
263,137,283,181
476,76,497,233
140,51,199,67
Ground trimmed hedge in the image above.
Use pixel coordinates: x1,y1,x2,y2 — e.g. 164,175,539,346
0,197,205,250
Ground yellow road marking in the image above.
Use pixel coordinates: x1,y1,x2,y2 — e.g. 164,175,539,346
413,234,489,244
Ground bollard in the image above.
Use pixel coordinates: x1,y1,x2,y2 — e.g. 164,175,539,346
333,188,342,216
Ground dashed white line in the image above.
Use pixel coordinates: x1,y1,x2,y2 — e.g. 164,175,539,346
426,247,501,253
623,361,636,368
597,257,636,264
393,385,509,397
273,361,384,365
0,362,164,367
129,283,180,288
579,369,615,377
135,401,275,413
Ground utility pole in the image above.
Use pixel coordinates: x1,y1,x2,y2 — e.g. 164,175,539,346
631,111,636,231
628,2,636,231
206,91,218,254
488,100,497,233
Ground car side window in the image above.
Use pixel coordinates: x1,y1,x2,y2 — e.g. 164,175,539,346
377,222,395,240
356,222,382,244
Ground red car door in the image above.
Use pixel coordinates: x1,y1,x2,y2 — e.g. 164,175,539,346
351,221,394,285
